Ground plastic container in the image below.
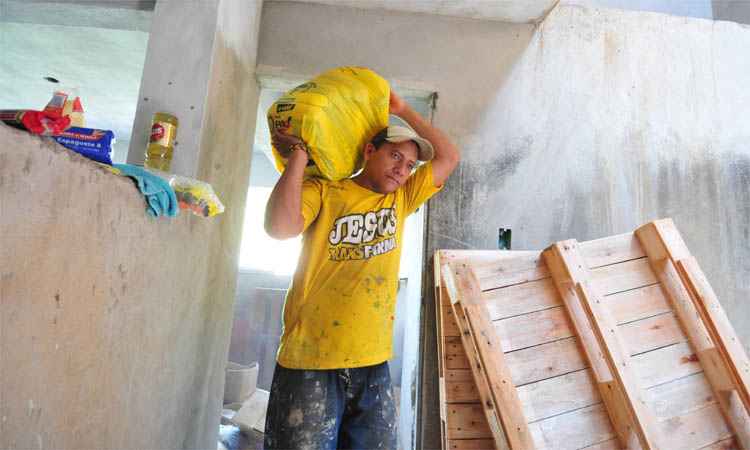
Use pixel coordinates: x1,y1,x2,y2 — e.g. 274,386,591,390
223,362,259,405
144,112,178,171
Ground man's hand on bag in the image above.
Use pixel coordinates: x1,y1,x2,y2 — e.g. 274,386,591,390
272,127,308,160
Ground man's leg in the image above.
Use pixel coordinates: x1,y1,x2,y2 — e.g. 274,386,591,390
264,363,344,450
337,362,397,450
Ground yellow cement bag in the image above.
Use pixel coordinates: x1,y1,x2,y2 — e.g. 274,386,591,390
267,66,390,181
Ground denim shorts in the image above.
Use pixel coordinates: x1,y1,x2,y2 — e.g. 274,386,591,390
263,361,396,450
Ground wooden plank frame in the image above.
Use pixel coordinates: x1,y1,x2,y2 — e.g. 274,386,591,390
543,240,663,449
435,251,496,450
636,219,750,448
434,220,748,449
442,261,534,450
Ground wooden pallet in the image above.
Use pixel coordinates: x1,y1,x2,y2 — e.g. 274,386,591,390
435,219,749,450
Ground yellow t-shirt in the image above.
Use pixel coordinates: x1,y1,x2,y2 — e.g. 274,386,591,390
277,162,442,369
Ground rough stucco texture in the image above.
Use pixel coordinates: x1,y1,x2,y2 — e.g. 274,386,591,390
0,125,225,449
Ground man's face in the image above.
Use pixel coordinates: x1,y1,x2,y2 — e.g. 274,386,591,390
362,140,419,194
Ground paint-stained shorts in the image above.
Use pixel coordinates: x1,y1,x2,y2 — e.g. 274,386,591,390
263,361,397,450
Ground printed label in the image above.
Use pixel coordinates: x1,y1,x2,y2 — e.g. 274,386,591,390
150,122,176,146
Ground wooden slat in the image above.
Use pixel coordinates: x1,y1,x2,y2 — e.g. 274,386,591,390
446,336,471,370
699,438,739,450
505,337,589,387
446,369,476,382
579,232,646,269
678,256,750,411
590,257,658,296
529,403,616,450
446,262,533,449
447,404,493,440
636,221,750,448
545,240,664,448
543,243,632,447
443,306,461,337
580,439,622,450
448,439,496,450
633,342,703,388
645,372,716,419
657,403,733,450
436,252,449,450
517,369,600,422
619,312,686,356
494,306,574,353
482,278,560,321
447,380,480,403
606,283,671,325
646,257,749,447
440,250,547,292
729,389,750,449
575,280,664,447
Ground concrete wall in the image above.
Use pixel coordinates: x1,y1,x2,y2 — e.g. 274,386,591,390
258,2,750,448
0,0,263,447
714,0,750,23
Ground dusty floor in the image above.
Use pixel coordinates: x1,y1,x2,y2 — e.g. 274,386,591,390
218,425,263,450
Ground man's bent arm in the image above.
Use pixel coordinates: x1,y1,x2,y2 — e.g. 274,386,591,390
393,96,460,186
265,149,309,239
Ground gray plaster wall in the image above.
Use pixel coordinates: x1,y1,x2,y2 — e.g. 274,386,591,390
0,125,219,449
258,2,750,448
1,0,263,447
714,0,750,23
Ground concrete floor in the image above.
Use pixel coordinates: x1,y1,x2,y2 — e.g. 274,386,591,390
218,425,263,450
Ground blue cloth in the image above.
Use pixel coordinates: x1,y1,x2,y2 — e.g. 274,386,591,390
113,164,178,218
264,362,396,450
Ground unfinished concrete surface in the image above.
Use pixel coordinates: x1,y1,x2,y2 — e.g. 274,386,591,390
274,0,559,22
257,2,750,448
0,0,262,447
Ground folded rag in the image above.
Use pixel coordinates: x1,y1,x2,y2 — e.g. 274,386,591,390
112,164,179,218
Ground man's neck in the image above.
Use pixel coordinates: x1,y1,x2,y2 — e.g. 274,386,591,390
352,173,381,193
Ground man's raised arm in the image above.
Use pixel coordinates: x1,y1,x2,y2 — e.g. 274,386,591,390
389,92,460,186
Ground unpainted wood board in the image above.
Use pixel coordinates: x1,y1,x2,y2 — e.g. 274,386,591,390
698,438,739,449
505,336,588,387
446,404,493,440
448,439,496,450
481,278,560,321
446,381,480,403
579,439,621,450
633,342,704,388
619,312,686,356
528,403,616,450
657,403,733,450
517,368,600,423
590,257,657,296
494,301,682,357
443,306,461,337
439,250,546,292
678,257,750,410
605,283,671,325
494,306,574,353
579,232,646,269
646,372,716,420
446,369,475,382
446,336,471,370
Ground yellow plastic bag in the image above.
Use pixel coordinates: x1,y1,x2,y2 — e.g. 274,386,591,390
267,66,390,181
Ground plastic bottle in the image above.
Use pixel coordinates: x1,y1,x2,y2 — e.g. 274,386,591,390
144,112,178,171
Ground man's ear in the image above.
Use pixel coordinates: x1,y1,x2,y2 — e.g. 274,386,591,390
363,142,376,161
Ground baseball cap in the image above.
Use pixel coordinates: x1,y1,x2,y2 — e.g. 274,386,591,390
371,124,435,162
